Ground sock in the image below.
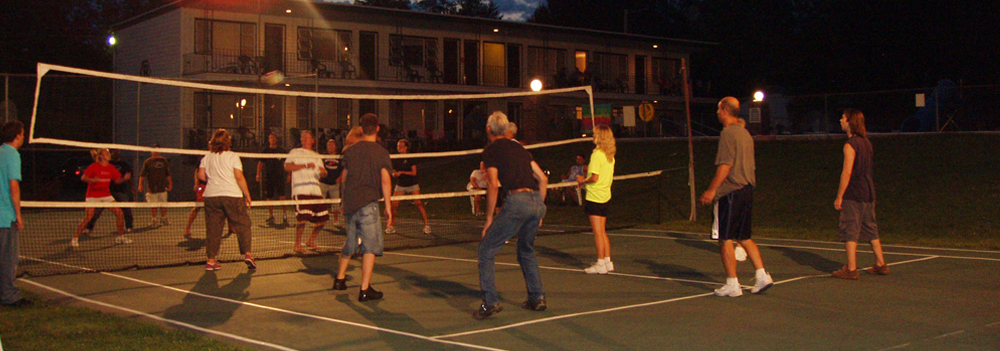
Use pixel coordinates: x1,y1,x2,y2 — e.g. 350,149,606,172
755,268,768,278
604,257,612,264
726,277,739,287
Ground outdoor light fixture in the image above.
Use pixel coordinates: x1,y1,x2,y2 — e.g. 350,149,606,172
285,9,292,13
240,99,247,107
653,44,658,49
530,79,543,92
753,91,765,102
493,28,499,33
107,35,117,46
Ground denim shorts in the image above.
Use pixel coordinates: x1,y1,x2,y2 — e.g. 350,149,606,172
342,201,384,257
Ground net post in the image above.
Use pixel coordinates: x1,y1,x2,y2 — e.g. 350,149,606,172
681,58,697,222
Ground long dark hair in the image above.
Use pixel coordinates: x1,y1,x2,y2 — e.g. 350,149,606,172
843,109,867,138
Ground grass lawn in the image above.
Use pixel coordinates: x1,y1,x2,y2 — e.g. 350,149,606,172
0,293,250,351
411,132,1000,250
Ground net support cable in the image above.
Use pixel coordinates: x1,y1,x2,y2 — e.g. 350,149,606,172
22,170,666,208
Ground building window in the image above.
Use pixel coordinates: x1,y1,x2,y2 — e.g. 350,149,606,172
482,42,505,87
527,47,568,88
652,57,681,95
194,92,255,129
298,27,352,64
194,19,257,58
593,52,629,93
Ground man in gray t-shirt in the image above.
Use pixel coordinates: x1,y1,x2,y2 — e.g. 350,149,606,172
333,113,393,302
714,122,756,198
700,96,773,298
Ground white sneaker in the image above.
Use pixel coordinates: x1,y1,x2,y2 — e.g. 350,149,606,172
70,237,79,248
606,260,614,272
734,245,747,262
423,225,432,234
584,261,608,274
115,236,133,244
385,226,396,234
751,273,774,294
714,283,743,297
161,217,169,225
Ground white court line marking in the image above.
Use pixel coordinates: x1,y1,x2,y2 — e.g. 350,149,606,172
878,343,911,351
19,256,506,351
385,252,728,287
428,257,942,339
986,321,1000,328
431,292,714,340
19,279,299,351
598,232,1000,261
932,330,965,339
621,228,1000,254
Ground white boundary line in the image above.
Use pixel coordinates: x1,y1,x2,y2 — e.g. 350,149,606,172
19,279,299,351
600,232,1000,261
19,256,505,351
432,255,944,340
385,252,730,287
622,228,1000,254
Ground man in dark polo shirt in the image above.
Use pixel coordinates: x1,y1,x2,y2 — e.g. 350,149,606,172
473,111,549,320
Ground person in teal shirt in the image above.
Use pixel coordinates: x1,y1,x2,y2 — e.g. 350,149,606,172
577,125,616,274
0,121,30,307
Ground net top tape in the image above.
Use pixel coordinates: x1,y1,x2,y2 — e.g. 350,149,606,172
30,63,595,159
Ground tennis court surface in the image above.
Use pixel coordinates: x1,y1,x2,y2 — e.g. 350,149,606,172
17,227,1000,350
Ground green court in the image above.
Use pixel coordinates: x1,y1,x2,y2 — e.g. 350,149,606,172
16,226,1000,350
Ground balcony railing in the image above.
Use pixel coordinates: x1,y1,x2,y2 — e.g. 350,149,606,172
182,50,680,96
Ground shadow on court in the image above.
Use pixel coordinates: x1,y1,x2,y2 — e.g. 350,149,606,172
19,229,1000,351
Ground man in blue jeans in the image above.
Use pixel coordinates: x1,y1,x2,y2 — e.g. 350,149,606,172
0,121,30,307
333,113,393,302
474,111,549,319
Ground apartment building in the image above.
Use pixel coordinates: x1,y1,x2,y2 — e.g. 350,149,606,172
113,0,714,151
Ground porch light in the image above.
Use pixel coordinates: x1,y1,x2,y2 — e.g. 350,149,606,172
753,91,765,102
107,35,117,46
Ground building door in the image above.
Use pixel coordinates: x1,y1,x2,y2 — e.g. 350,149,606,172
359,31,377,80
443,39,460,84
463,40,479,85
635,55,646,94
264,24,284,72
507,44,521,88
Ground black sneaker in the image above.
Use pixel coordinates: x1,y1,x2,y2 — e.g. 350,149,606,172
521,297,547,311
333,277,347,290
472,302,503,319
2,298,34,308
244,254,257,270
358,286,383,302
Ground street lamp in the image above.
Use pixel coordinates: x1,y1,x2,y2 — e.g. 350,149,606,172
530,79,543,92
753,91,765,102
107,35,117,47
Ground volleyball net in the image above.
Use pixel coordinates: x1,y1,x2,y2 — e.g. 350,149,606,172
15,63,671,277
